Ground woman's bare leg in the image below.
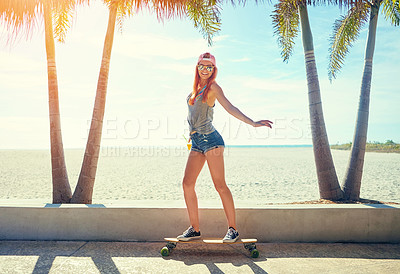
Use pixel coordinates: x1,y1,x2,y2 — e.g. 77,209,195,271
182,150,206,232
205,147,236,229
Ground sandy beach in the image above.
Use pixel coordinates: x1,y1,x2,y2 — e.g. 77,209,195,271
0,147,399,205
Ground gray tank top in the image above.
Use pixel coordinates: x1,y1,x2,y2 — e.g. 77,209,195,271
187,87,216,134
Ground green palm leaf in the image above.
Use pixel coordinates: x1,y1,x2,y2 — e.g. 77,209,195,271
186,0,221,46
272,0,299,62
53,1,76,43
227,0,266,7
328,1,369,81
115,1,134,33
52,0,90,43
382,0,400,26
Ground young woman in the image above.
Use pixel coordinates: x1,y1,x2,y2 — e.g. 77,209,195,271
177,52,273,242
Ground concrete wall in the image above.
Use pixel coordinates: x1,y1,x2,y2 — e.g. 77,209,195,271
0,203,399,243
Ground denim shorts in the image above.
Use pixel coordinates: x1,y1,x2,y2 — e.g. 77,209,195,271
190,130,225,154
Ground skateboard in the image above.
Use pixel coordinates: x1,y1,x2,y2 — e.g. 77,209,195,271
161,238,259,258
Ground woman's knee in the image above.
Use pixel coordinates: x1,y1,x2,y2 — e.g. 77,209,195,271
213,180,230,194
182,176,196,190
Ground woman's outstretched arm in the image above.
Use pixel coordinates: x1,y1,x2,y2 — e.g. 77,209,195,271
213,83,273,128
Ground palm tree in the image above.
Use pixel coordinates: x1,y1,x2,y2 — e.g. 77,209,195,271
43,0,73,203
328,0,399,200
272,0,344,200
71,0,221,203
0,0,87,203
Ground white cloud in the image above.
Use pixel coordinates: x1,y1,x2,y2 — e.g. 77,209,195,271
212,34,229,43
224,75,304,93
0,51,43,72
0,71,45,91
231,57,250,63
155,63,194,75
0,117,49,149
113,33,210,61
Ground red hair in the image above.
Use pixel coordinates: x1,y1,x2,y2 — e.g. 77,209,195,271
188,64,218,105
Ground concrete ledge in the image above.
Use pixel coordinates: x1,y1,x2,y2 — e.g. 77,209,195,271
0,203,399,243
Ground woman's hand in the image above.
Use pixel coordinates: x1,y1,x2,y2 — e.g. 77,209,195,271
252,120,273,128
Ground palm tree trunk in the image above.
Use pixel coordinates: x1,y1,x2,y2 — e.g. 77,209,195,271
342,2,380,200
298,4,343,200
43,1,72,203
71,4,118,204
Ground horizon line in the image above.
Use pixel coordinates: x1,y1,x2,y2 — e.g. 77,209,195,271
0,144,315,151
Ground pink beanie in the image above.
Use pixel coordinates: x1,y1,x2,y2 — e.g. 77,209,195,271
198,52,216,66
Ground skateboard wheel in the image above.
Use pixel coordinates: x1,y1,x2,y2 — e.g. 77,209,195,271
161,247,170,257
251,249,259,258
166,242,177,249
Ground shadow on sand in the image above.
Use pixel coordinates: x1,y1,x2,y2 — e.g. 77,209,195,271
0,241,399,273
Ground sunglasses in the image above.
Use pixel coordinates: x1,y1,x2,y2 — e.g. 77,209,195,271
197,65,214,72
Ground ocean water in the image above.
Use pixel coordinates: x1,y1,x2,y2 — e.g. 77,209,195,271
0,147,399,204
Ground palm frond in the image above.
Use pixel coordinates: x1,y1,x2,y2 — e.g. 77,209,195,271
382,0,400,26
224,0,271,7
300,0,360,9
116,0,135,33
186,0,221,46
103,0,221,45
108,0,191,24
52,0,90,43
0,0,42,44
271,0,300,63
328,1,370,81
52,0,76,43
225,0,251,7
149,0,189,20
0,0,90,44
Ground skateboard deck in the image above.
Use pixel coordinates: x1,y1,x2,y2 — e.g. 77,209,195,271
161,238,259,258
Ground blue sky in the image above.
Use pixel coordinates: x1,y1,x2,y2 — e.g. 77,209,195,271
0,2,399,149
